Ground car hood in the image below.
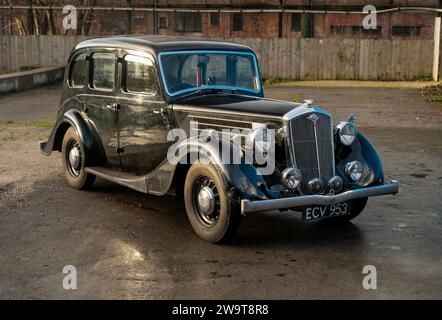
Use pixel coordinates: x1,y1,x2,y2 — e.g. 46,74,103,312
172,93,303,118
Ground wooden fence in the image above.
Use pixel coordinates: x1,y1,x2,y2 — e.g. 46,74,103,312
0,36,435,81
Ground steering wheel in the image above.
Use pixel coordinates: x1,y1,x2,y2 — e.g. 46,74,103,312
169,83,194,92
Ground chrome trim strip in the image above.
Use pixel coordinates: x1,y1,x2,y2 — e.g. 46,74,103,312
191,115,253,125
283,103,332,122
173,105,282,120
286,121,297,169
241,181,400,213
196,129,249,138
330,117,336,176
195,122,252,131
312,121,322,178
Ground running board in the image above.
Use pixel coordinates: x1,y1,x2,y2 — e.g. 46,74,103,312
85,167,148,194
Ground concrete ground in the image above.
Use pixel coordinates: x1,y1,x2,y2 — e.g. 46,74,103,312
0,84,441,299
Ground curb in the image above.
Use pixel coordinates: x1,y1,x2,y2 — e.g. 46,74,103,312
0,66,64,94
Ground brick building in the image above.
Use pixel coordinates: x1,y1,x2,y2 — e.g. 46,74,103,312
0,0,439,38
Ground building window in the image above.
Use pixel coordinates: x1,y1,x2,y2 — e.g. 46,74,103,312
175,12,202,32
303,13,314,38
158,16,167,29
292,13,301,32
210,12,220,26
134,15,145,27
391,26,421,37
352,26,382,37
232,13,243,32
330,26,350,36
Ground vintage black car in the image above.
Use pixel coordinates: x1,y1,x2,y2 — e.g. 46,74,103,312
41,35,399,243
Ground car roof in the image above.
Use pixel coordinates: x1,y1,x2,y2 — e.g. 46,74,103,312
74,35,255,56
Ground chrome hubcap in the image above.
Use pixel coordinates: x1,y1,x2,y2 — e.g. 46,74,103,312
198,186,216,216
193,176,220,227
66,140,82,177
68,146,81,171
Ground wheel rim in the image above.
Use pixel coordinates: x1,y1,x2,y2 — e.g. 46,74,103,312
66,139,82,177
192,176,221,227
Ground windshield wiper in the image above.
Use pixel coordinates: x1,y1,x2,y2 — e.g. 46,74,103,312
169,88,235,104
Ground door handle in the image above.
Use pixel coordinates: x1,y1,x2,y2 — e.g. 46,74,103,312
153,108,166,115
106,103,120,110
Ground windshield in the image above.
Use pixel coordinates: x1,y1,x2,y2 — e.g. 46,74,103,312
158,50,261,97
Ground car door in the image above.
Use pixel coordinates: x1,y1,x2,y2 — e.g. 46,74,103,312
117,52,172,175
84,50,121,169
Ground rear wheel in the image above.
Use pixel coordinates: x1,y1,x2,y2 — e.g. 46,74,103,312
61,127,96,190
184,163,241,243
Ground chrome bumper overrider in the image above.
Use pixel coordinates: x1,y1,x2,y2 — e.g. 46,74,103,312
241,180,399,214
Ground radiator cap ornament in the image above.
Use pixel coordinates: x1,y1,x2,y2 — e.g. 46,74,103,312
304,99,315,108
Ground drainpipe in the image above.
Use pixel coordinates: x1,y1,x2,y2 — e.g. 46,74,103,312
27,0,34,35
153,0,158,34
127,0,133,34
433,0,442,81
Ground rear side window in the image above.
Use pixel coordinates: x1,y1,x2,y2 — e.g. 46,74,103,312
124,55,157,95
69,54,86,88
92,53,115,91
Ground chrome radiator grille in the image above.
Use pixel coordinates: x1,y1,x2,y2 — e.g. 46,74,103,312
288,113,335,194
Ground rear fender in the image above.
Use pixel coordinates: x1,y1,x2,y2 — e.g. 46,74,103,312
40,109,105,166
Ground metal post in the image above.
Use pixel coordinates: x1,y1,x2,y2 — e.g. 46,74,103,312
433,3,442,81
278,0,283,38
153,0,157,34
127,0,133,34
28,0,34,35
9,1,12,35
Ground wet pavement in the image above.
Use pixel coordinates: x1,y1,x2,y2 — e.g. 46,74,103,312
0,85,441,299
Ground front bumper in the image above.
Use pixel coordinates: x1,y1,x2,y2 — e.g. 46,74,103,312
241,180,399,214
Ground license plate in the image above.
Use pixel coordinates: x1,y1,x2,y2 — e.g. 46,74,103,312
302,202,350,222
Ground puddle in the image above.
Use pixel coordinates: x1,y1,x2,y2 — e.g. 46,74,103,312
410,173,427,178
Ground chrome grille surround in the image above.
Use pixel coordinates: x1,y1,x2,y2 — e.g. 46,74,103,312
284,107,335,195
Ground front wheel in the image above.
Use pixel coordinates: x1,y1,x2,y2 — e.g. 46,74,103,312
184,163,241,243
61,127,96,190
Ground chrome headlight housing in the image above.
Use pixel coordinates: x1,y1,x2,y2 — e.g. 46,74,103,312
360,164,374,186
336,121,357,146
281,168,302,190
345,161,363,182
345,161,374,186
246,127,274,154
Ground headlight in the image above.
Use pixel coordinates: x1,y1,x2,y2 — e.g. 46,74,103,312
281,168,302,190
246,127,273,154
345,161,374,186
345,161,363,182
336,122,357,146
360,164,374,186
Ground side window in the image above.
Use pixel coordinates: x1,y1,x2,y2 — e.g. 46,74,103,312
69,54,86,88
92,52,115,91
124,55,157,95
236,56,255,89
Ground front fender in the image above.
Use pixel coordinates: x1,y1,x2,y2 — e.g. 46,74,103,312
335,131,384,187
172,135,272,201
40,109,105,166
